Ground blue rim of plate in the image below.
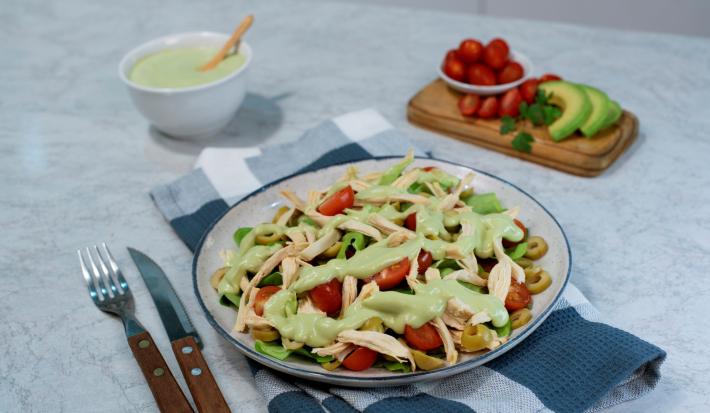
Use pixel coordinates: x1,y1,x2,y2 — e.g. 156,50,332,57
192,156,572,385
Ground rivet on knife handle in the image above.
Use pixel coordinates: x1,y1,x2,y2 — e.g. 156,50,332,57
172,336,231,413
127,331,194,413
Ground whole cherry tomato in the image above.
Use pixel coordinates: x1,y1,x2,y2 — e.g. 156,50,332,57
488,38,510,57
477,95,499,119
404,323,443,351
499,88,523,117
483,41,509,70
309,278,342,315
457,38,484,64
444,49,459,62
318,185,354,216
458,93,481,117
497,61,524,84
442,58,466,82
520,78,539,104
467,63,496,86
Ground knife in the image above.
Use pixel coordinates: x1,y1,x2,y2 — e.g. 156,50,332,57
128,247,231,413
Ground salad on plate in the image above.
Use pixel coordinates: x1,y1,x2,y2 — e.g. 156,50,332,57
210,152,552,373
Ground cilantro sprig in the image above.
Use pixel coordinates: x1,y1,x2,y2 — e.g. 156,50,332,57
502,90,562,153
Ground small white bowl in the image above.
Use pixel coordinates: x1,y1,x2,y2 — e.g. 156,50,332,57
119,32,252,139
438,50,533,96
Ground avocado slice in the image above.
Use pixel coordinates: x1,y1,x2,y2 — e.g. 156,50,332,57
599,100,622,130
538,81,592,141
578,85,611,137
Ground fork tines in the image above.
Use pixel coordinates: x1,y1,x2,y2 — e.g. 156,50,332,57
78,243,129,303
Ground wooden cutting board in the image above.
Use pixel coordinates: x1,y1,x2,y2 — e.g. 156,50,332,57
407,79,638,177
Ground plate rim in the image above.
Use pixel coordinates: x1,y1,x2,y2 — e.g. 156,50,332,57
192,155,572,385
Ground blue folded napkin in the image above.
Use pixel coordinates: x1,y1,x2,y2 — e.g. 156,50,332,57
151,109,665,413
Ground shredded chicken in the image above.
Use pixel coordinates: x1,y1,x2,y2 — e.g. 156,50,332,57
387,230,417,247
368,214,414,237
432,317,458,364
303,226,317,244
337,165,359,183
280,190,306,211
244,311,275,329
312,342,356,362
282,337,304,350
493,237,525,284
392,168,420,189
337,330,415,368
234,285,262,333
348,179,371,192
487,257,512,304
300,229,340,261
275,207,296,227
337,219,382,241
424,267,441,283
298,296,326,315
340,276,358,316
438,173,473,211
425,181,447,198
467,311,492,326
444,298,474,330
307,190,324,209
304,209,332,227
285,229,306,244
406,251,422,289
281,257,300,288
352,280,379,306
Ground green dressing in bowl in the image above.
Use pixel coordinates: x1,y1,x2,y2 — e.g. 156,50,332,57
129,47,246,89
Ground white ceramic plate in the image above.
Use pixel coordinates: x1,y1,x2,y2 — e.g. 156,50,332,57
193,157,571,387
438,50,533,96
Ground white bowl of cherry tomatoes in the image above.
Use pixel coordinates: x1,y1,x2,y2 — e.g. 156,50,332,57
439,37,533,96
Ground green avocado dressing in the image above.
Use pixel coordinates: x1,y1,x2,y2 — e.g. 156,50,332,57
228,167,523,347
264,278,509,347
129,47,246,89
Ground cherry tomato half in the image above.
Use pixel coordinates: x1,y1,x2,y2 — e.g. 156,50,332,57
404,323,443,351
457,38,484,64
499,88,523,118
318,185,354,216
254,286,281,316
503,219,527,248
539,73,562,83
458,93,481,117
417,250,433,274
404,213,416,231
497,61,524,84
442,58,466,82
505,281,531,311
422,166,437,172
372,258,411,290
467,63,496,86
342,346,378,371
477,96,499,119
309,278,342,315
520,78,539,104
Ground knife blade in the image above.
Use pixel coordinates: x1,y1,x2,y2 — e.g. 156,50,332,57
128,247,231,413
128,247,202,348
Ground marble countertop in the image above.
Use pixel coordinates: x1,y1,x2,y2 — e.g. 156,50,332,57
2,0,709,411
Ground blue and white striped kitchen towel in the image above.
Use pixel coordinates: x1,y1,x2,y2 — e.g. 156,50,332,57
151,109,665,413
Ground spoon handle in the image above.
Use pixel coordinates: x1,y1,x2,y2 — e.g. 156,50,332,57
200,15,254,72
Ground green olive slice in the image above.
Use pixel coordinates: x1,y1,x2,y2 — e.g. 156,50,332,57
411,349,445,371
524,236,548,260
251,327,280,342
255,232,282,245
321,241,342,258
515,257,534,269
510,308,532,329
461,324,493,352
360,317,385,333
321,360,341,371
525,267,552,294
271,206,290,223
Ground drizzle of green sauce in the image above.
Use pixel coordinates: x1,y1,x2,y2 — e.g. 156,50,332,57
223,167,524,347
264,278,509,347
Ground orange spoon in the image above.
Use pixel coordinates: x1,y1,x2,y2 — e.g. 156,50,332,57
199,15,254,71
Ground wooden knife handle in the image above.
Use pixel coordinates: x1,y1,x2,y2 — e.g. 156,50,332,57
172,336,231,413
127,331,194,413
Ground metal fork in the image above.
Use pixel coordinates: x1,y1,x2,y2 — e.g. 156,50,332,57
78,244,193,413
